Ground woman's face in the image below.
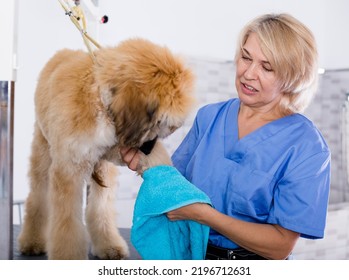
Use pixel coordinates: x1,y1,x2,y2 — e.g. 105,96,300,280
235,32,283,111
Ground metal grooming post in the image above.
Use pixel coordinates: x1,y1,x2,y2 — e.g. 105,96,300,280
0,0,18,260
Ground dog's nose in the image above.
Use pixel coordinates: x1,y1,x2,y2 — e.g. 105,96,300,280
139,137,158,155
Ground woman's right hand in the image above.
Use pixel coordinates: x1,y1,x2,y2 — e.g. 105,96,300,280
120,141,172,174
119,147,141,171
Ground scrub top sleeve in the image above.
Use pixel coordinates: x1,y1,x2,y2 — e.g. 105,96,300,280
267,151,331,239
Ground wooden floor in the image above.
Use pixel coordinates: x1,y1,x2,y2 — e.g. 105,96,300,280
12,225,141,260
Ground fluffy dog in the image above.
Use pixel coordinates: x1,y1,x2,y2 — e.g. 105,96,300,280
18,38,194,260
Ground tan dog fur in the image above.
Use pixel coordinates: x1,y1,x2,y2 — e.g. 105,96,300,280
18,38,194,259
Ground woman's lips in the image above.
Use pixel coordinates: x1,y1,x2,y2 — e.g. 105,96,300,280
241,82,258,95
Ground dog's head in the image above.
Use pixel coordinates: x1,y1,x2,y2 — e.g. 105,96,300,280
94,38,195,149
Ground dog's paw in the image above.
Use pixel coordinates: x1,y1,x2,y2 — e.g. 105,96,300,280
92,238,129,260
94,246,129,260
137,141,172,174
18,237,46,256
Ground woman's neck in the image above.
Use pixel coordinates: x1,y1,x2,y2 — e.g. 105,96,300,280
237,102,284,139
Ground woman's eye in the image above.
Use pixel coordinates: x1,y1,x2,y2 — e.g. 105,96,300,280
263,66,273,72
242,55,252,61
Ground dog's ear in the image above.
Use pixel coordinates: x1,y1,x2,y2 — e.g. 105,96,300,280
146,99,158,121
110,88,160,147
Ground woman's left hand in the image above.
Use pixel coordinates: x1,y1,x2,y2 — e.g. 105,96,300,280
167,203,211,223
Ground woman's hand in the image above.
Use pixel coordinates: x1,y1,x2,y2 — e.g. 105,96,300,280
167,203,212,223
120,141,172,174
119,147,141,171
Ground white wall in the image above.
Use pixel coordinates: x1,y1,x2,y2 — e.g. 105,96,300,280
13,0,349,209
0,0,18,80
13,0,84,203
98,0,348,69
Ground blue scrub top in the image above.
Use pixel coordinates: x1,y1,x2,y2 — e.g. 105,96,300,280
172,98,331,249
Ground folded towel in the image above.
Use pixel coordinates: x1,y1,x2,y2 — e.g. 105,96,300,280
131,165,212,260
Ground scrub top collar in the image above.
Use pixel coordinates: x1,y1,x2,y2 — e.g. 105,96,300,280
224,99,302,162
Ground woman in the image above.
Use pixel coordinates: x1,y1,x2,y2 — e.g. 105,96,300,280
121,13,330,260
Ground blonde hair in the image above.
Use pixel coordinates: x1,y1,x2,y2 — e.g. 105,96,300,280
235,14,318,115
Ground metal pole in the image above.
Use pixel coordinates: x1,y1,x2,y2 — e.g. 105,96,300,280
0,81,14,260
0,0,18,260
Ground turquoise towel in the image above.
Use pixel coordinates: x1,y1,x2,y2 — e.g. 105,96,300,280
131,165,212,260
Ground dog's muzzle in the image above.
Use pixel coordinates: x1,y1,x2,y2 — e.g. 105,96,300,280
139,137,158,155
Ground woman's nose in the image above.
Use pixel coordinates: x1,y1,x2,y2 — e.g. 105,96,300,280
244,63,258,80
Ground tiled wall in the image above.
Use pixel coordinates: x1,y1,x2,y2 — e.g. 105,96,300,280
114,57,349,260
304,70,349,204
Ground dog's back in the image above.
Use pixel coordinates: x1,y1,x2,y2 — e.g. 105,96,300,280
34,50,109,146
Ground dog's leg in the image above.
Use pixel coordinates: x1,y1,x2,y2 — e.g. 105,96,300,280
46,164,88,260
137,140,172,174
86,160,129,259
18,124,50,255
